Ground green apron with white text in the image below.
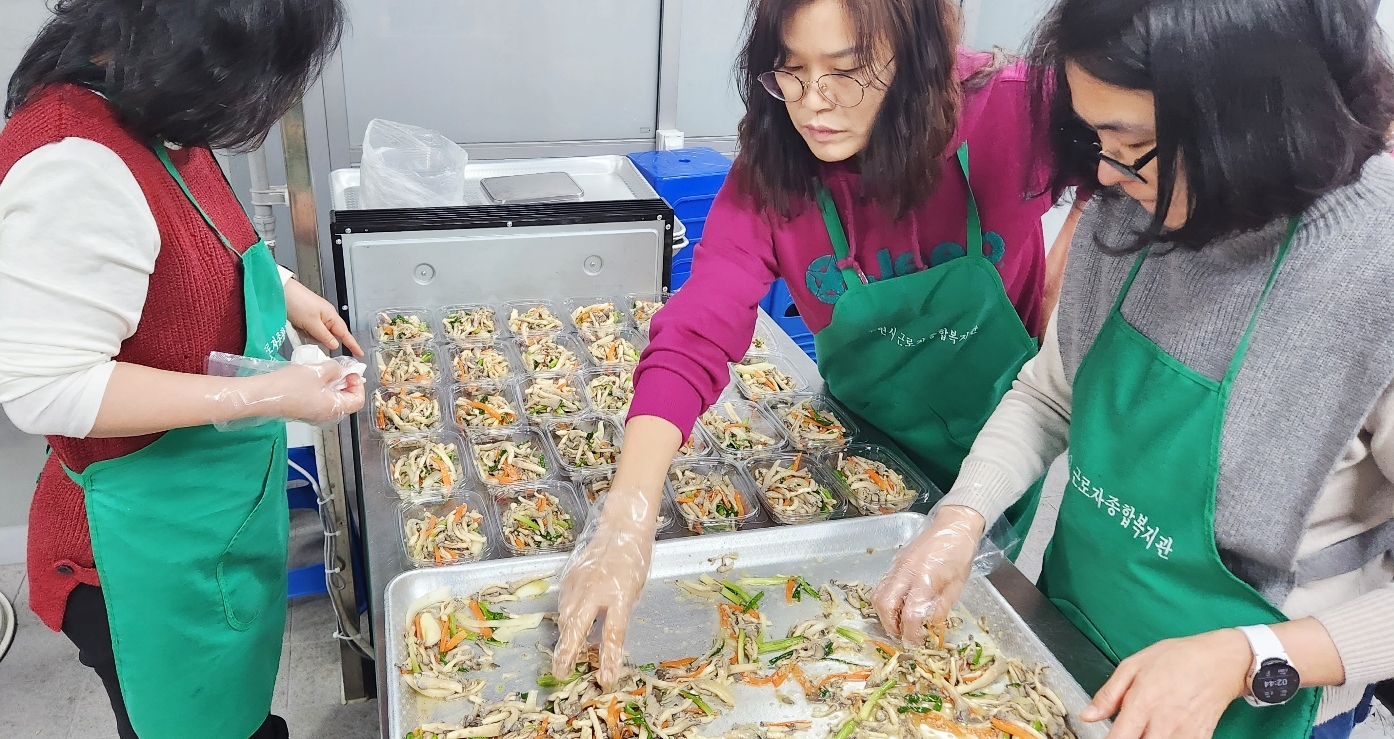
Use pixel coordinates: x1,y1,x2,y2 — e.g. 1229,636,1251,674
1038,218,1320,738
64,143,290,739
814,144,1042,552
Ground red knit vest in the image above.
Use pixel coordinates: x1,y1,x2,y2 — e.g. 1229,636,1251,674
0,84,259,630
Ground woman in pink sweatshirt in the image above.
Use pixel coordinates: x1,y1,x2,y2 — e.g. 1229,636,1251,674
554,0,1079,684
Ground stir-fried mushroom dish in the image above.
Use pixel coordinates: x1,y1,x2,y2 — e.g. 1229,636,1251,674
405,503,488,565
753,454,837,523
453,345,515,382
524,376,586,418
585,370,635,414
376,312,434,344
376,386,443,434
677,430,711,458
571,303,624,337
587,334,641,366
524,338,583,374
671,467,749,533
834,454,918,515
575,472,675,531
399,578,549,700
444,307,499,343
774,399,850,450
550,420,621,470
474,438,549,486
455,390,520,429
510,306,565,338
631,299,664,331
390,439,460,496
747,335,773,355
700,403,779,454
500,489,577,553
734,359,798,398
378,344,439,385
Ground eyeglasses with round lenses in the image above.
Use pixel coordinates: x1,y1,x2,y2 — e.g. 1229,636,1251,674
758,69,872,108
1080,139,1159,184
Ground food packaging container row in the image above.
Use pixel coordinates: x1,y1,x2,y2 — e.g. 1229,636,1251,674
398,490,499,568
729,351,810,402
489,480,588,557
537,413,626,478
696,397,792,460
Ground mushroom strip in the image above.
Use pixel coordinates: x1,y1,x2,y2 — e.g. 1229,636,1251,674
405,503,487,565
501,489,575,552
631,298,664,330
734,359,796,396
377,344,439,385
524,376,585,417
523,338,581,373
585,370,634,414
391,440,460,495
455,391,519,428
474,439,548,486
835,454,918,515
375,312,433,343
509,306,564,337
671,468,746,531
587,334,641,365
452,345,513,382
755,455,836,520
551,420,621,470
571,302,623,336
700,403,778,453
775,399,850,449
375,387,442,433
443,307,498,342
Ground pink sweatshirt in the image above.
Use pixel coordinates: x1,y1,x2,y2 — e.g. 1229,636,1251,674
630,51,1056,437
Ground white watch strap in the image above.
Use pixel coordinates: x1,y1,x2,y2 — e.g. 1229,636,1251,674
1238,625,1292,706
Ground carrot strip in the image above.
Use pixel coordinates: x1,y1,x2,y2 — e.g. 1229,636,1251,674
658,657,697,669
452,505,466,525
789,663,815,700
815,669,872,689
785,578,796,605
438,616,450,652
468,400,503,421
605,699,620,739
992,718,1038,739
792,453,803,471
867,469,890,491
870,639,898,657
468,601,492,638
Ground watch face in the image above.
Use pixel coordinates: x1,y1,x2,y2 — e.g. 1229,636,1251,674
1251,658,1299,705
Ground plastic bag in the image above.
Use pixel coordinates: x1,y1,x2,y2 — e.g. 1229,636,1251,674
360,119,470,209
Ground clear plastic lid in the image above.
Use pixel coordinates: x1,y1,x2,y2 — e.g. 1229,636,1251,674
490,481,587,556
449,380,525,433
624,292,670,335
439,303,506,344
399,490,496,567
371,384,445,437
467,427,558,488
667,459,762,534
539,414,624,477
384,431,469,501
579,366,636,416
762,393,861,452
730,352,809,402
446,340,521,384
744,451,845,526
562,297,632,340
515,333,590,375
698,398,790,460
820,442,938,516
501,299,567,341
368,306,435,345
573,469,679,535
516,371,591,423
371,342,444,387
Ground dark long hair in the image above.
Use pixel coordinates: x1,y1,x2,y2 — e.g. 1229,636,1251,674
6,0,346,152
732,0,962,220
1029,0,1394,250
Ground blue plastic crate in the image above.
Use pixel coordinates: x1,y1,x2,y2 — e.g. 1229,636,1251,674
671,246,696,291
682,215,709,243
765,279,815,360
627,148,732,206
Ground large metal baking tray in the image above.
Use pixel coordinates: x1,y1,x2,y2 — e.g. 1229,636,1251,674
385,513,1110,738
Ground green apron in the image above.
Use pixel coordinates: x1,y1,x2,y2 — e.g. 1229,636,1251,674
1038,218,1320,738
64,143,290,739
814,144,1042,550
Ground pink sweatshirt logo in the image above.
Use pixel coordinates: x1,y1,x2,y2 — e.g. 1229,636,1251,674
805,231,1006,304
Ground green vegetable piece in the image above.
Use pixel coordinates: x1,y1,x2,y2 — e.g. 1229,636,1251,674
681,691,714,715
832,719,858,739
860,679,897,720
768,650,797,666
756,635,806,655
972,643,984,666
742,591,765,614
836,627,867,645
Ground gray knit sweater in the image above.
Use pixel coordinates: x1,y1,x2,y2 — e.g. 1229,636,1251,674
944,154,1394,721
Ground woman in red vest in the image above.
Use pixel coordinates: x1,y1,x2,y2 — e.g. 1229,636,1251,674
0,2,358,738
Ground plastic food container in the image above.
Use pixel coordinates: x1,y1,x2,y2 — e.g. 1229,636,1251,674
371,384,445,437
501,299,567,340
516,371,591,423
399,491,496,567
467,427,558,488
372,342,443,387
491,481,587,556
625,292,669,335
446,340,520,383
667,459,762,534
763,393,861,452
540,414,624,476
369,306,435,345
449,380,524,432
676,422,716,459
698,398,790,460
730,353,808,402
573,469,679,535
582,329,648,367
515,333,590,375
745,452,845,525
384,431,468,501
439,303,505,344
745,322,780,357
563,297,631,340
580,366,635,416
821,443,937,516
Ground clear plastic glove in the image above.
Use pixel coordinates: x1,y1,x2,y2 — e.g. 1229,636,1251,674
872,504,997,646
551,489,657,689
208,351,365,430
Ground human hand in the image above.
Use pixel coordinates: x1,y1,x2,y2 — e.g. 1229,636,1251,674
871,505,987,645
249,361,365,424
284,278,363,357
1080,628,1251,739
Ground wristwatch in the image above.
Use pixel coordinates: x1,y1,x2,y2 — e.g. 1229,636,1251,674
1237,625,1301,707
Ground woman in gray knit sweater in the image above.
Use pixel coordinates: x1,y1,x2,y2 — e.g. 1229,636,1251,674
872,1,1394,738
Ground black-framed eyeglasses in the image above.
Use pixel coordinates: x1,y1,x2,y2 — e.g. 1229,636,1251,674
1080,139,1158,184
758,69,872,108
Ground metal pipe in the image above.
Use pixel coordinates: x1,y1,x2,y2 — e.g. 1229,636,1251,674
246,146,278,250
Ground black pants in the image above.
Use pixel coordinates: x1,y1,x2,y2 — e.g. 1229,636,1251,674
61,584,288,739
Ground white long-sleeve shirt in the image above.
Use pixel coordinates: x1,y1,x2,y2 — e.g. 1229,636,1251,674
0,138,291,438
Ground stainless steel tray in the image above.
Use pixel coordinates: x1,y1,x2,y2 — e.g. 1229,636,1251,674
385,513,1110,738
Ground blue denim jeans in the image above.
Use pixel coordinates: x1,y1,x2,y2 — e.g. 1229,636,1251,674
1310,685,1379,739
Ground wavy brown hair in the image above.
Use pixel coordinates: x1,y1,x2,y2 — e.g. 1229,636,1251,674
732,0,963,220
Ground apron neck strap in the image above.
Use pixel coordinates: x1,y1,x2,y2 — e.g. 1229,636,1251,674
151,141,237,254
955,142,985,259
1224,215,1300,383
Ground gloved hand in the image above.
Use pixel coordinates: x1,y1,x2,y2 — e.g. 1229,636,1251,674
872,504,988,646
254,360,366,424
551,488,657,689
